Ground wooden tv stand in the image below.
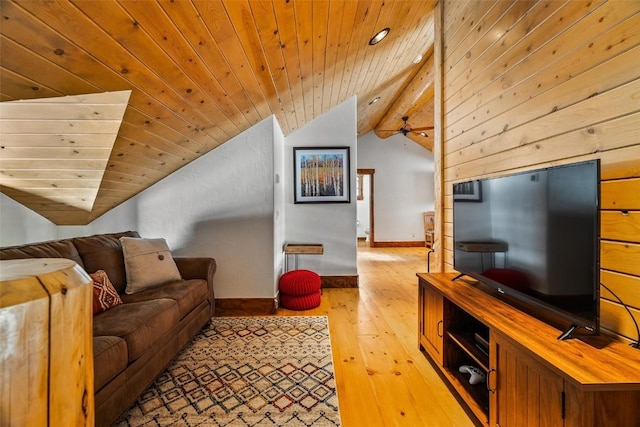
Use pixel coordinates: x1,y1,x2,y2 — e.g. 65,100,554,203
417,272,640,426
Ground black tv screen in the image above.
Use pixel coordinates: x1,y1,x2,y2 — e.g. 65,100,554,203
453,160,600,337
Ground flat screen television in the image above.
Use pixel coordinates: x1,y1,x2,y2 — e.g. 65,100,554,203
453,160,600,339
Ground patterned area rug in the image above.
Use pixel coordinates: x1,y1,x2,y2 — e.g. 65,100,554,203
115,316,341,426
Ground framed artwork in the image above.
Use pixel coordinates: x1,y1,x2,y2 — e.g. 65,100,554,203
293,147,350,203
453,180,482,202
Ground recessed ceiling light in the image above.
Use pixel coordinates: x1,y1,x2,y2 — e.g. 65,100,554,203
419,132,428,137
413,54,423,64
369,97,381,105
369,28,390,45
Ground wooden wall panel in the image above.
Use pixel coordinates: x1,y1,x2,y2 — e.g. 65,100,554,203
601,271,640,309
440,0,640,341
601,299,640,344
601,241,640,277
601,212,640,243
602,178,640,210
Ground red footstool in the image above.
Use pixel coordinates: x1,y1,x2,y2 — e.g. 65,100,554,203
279,269,321,310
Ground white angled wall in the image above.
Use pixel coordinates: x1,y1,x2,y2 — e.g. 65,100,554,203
0,194,57,246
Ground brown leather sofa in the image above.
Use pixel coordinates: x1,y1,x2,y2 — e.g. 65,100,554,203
0,231,216,427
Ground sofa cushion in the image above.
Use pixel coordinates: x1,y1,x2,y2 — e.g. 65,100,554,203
93,336,128,392
90,270,123,315
0,239,83,267
120,237,182,294
120,279,209,319
73,231,139,294
93,299,180,362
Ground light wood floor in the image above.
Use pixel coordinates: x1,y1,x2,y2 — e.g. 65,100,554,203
278,246,475,427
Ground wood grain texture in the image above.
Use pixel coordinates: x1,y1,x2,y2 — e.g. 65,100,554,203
370,241,426,248
0,91,130,221
491,331,564,427
284,244,324,254
439,0,640,344
320,275,358,288
0,0,437,224
0,275,50,427
418,273,640,390
601,241,640,277
418,282,444,364
421,271,640,425
564,383,640,427
279,246,475,427
0,258,94,427
214,297,278,316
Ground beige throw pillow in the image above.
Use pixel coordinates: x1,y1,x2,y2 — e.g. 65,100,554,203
120,237,182,294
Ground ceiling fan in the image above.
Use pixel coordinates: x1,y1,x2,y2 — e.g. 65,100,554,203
380,116,434,137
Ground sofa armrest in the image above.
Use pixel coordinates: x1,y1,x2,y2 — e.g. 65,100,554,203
174,257,217,317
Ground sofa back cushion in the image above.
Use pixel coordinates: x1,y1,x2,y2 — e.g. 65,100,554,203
73,231,139,294
120,237,182,294
0,239,84,267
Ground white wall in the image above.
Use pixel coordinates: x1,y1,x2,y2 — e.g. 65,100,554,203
356,131,435,243
0,194,57,246
272,121,286,297
285,97,358,275
125,116,280,299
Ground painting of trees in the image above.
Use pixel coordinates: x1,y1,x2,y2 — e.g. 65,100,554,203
294,147,350,203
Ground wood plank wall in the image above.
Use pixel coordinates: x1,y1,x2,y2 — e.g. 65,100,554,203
439,0,640,342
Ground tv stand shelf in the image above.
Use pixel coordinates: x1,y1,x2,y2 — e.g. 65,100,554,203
418,272,640,426
447,330,489,371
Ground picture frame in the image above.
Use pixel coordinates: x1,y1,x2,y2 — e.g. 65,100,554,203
293,146,350,203
453,180,482,202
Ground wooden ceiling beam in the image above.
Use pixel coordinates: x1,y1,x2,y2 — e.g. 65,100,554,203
374,52,435,141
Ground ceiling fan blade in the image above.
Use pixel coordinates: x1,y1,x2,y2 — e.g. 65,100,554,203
411,126,435,131
377,129,402,132
409,131,430,137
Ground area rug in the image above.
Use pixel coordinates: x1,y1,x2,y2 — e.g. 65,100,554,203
115,316,341,427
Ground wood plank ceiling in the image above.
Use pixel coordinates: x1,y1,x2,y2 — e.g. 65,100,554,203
0,0,436,225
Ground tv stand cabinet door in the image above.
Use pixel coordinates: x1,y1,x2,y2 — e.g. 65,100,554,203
490,332,563,427
419,280,444,364
564,383,640,427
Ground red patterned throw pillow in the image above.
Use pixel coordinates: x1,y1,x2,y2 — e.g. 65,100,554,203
91,270,123,315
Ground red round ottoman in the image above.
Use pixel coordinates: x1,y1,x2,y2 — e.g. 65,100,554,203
279,269,321,310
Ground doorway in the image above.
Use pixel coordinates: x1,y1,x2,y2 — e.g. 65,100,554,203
357,169,375,247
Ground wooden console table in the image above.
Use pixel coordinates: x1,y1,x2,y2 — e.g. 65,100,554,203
0,258,94,427
284,243,323,271
418,272,640,426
